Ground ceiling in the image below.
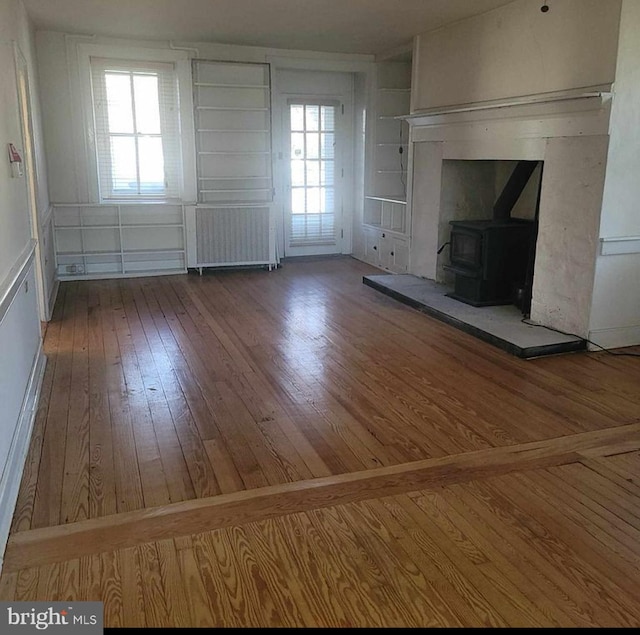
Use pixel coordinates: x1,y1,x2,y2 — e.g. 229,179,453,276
23,0,515,56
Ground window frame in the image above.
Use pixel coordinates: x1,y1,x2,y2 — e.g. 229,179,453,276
77,43,196,204
91,58,180,201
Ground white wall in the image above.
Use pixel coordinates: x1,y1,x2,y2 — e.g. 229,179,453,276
0,0,48,568
412,0,621,112
588,0,640,348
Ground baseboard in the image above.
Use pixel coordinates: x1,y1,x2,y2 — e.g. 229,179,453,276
48,278,60,318
0,345,47,574
588,324,640,350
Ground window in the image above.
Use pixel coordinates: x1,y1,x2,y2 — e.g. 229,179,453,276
90,58,181,200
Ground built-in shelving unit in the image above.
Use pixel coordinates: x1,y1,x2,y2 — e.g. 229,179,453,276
53,203,186,279
361,59,412,274
192,60,273,204
372,68,411,199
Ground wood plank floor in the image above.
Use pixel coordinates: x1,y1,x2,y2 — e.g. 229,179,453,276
2,256,640,626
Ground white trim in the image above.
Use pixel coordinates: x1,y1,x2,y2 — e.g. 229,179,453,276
402,87,612,120
0,241,37,325
0,344,46,573
588,325,640,351
40,203,53,229
267,56,371,74
600,236,640,255
56,270,184,282
48,279,60,317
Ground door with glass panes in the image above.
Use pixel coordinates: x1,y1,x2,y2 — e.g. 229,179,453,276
284,101,342,256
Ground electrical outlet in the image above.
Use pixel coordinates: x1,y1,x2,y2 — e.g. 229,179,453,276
66,264,85,274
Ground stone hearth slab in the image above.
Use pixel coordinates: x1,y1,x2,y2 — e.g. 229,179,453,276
363,274,586,359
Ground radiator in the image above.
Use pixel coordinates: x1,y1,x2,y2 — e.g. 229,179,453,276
194,206,273,267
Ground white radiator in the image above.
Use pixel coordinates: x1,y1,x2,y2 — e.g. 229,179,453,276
187,205,276,268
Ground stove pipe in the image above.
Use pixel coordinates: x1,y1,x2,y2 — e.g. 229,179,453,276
492,160,539,222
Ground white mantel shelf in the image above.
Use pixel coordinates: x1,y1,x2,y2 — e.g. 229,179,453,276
399,88,613,123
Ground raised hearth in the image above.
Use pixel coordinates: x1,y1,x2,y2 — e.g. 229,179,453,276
363,274,586,359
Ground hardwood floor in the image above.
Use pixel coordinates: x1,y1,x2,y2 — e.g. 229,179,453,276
2,256,640,626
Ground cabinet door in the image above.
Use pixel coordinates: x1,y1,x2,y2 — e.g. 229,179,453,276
378,232,393,270
364,227,380,265
390,236,409,273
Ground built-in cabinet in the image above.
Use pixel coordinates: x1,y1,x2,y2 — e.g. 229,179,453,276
359,58,412,274
53,203,186,279
362,196,409,273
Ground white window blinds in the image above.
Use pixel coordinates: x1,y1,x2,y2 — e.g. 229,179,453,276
90,57,181,200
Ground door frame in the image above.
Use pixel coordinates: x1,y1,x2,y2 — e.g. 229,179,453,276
273,69,355,260
13,42,49,322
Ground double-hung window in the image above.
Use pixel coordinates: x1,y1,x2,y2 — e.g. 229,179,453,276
90,58,181,200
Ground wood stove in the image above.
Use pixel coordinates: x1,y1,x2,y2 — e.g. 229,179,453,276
445,218,535,306
443,160,540,308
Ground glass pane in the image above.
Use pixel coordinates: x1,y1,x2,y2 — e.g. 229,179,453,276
306,133,319,159
307,187,321,214
105,72,134,134
306,161,319,186
291,160,305,187
110,136,137,193
290,105,304,131
321,187,335,214
291,132,305,159
320,161,334,186
321,133,334,159
133,74,161,134
291,188,305,214
305,105,319,131
138,137,165,194
321,106,335,131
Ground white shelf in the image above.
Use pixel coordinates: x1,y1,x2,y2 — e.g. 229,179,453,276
57,223,184,229
365,195,407,204
198,151,270,156
55,224,119,230
125,248,185,255
197,129,270,133
199,176,270,181
196,106,268,112
199,188,271,194
122,223,184,228
59,250,122,257
194,82,269,89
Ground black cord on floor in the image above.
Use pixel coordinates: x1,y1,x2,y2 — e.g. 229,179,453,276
521,318,640,357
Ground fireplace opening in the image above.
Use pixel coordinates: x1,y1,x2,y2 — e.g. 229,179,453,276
441,160,542,312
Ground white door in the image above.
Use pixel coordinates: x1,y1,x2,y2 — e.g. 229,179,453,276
14,43,49,321
284,100,343,257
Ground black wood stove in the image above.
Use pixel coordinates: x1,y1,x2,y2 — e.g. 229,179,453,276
444,161,540,309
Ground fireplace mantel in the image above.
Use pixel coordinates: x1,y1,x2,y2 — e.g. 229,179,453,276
398,86,612,124
405,86,613,339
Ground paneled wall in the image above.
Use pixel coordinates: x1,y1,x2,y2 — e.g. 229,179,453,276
0,0,48,568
